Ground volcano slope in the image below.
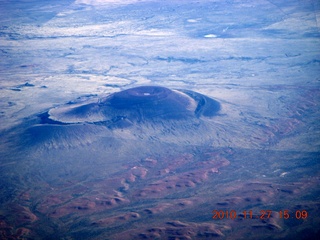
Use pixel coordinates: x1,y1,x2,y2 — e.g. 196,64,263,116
20,85,221,149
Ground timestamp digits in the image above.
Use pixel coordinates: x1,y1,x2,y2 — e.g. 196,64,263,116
212,209,308,220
